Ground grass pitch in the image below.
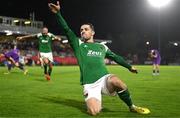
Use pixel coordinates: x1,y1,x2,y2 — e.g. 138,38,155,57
0,65,180,117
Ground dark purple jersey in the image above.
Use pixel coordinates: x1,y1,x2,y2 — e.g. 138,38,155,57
4,49,20,62
151,49,161,65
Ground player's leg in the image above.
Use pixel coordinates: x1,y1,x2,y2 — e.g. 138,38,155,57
47,52,53,76
106,75,133,107
84,83,102,116
156,59,161,75
41,52,53,80
39,53,48,76
152,64,156,75
43,58,51,80
38,52,44,68
48,61,53,76
8,61,13,71
43,57,53,76
106,75,150,114
86,98,101,116
39,57,44,68
18,62,28,75
4,61,12,74
156,64,160,75
15,62,27,74
43,58,48,74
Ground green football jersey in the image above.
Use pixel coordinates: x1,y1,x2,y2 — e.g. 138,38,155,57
37,33,55,53
55,12,132,85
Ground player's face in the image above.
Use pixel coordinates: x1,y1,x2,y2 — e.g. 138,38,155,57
80,25,94,40
42,27,48,35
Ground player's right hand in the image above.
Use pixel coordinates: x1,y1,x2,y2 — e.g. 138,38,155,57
129,66,138,74
48,1,60,14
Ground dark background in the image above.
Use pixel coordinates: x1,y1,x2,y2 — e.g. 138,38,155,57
0,0,180,64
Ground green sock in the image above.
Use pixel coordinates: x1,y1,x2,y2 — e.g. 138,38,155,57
117,89,133,107
48,67,52,76
48,64,53,76
44,65,47,74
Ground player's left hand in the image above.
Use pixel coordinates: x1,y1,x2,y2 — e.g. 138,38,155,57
129,66,138,74
48,1,60,14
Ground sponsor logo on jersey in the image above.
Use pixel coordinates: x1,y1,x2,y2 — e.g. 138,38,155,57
41,40,48,43
87,50,102,57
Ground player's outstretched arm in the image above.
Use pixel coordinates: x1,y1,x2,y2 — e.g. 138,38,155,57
48,1,75,35
105,49,138,74
16,34,36,41
48,1,80,55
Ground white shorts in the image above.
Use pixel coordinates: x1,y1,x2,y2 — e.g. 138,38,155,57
83,74,117,102
40,52,53,62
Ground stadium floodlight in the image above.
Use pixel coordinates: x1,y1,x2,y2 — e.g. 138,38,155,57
146,41,150,45
24,21,31,25
147,0,172,8
13,20,19,23
147,0,173,52
174,42,178,46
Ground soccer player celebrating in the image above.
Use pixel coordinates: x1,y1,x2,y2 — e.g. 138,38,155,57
48,1,150,116
150,49,161,76
0,47,28,75
16,27,61,81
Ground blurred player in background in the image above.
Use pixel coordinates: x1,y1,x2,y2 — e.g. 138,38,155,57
150,49,161,76
16,27,61,81
0,46,28,75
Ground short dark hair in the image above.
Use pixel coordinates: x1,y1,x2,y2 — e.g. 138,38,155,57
83,23,95,32
42,26,48,29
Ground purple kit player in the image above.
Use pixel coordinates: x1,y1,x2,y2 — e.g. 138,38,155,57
0,48,28,75
150,49,161,76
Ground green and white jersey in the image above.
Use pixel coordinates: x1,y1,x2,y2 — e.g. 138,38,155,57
56,12,132,85
37,33,55,53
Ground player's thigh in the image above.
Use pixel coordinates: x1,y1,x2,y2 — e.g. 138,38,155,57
40,52,53,64
43,58,49,64
83,83,102,115
106,75,127,93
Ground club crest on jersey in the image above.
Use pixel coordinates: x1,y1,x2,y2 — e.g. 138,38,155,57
87,50,102,57
84,45,88,48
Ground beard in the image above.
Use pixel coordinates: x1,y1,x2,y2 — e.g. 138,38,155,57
81,36,91,42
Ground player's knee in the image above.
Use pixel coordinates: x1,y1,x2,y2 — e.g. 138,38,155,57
88,107,100,116
43,58,49,64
